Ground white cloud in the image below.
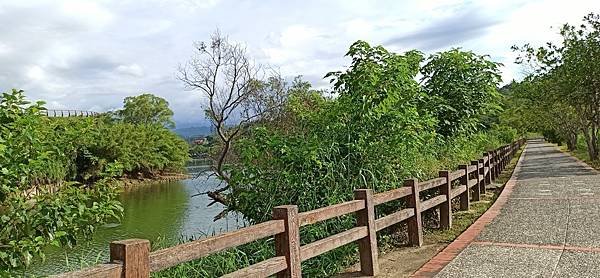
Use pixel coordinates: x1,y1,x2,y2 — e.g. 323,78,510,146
1,0,600,125
0,42,11,55
59,1,114,29
116,64,144,77
26,66,46,81
263,25,324,63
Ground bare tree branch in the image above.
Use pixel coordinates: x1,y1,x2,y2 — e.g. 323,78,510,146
178,30,290,218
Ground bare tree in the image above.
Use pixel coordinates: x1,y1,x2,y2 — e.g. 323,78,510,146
178,30,288,209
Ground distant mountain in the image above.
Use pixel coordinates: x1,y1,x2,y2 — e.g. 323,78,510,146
173,126,213,138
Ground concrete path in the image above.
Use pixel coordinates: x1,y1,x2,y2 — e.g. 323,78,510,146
425,140,600,278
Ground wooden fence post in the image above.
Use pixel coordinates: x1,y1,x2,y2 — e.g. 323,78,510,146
489,151,495,181
470,161,481,201
354,189,379,276
488,151,494,182
500,147,505,171
484,152,491,185
439,171,452,229
494,150,500,179
507,145,510,166
406,179,423,246
501,147,506,170
478,158,486,195
499,148,504,173
273,205,301,278
504,146,508,169
458,165,469,210
110,239,150,278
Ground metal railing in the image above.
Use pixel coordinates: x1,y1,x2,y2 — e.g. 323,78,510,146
43,110,100,117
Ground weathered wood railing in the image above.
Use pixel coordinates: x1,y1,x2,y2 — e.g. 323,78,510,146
54,139,526,278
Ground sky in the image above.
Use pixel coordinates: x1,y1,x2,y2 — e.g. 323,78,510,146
1,0,599,127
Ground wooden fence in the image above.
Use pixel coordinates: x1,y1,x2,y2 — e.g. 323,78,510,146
54,139,526,278
43,110,100,117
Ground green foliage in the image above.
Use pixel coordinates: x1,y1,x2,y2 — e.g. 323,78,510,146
512,13,600,158
152,239,273,278
0,180,122,270
232,41,437,223
0,89,188,271
209,42,514,277
117,93,175,128
0,89,48,200
52,117,189,179
421,49,503,137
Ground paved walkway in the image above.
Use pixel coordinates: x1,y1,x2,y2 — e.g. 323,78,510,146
418,140,600,278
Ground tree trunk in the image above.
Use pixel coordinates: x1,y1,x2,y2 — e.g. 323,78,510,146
591,124,599,160
583,126,599,160
567,132,578,151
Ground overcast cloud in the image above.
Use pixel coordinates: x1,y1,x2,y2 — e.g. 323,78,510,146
1,0,599,126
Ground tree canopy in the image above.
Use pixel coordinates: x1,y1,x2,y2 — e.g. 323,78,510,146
510,12,600,159
421,49,503,137
117,93,175,128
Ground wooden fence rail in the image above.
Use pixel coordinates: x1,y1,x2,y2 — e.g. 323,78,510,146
53,139,526,278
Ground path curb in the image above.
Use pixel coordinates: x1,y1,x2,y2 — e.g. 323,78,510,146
410,144,528,278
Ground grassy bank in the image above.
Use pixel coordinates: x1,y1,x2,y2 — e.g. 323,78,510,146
557,136,600,170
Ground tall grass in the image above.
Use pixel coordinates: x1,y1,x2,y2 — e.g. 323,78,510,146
152,131,516,278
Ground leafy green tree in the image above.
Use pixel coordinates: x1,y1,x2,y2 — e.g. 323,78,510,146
513,13,600,159
218,41,515,276
117,93,175,128
501,77,580,150
234,39,433,235
421,49,502,137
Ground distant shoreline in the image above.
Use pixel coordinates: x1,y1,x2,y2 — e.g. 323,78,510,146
119,172,191,188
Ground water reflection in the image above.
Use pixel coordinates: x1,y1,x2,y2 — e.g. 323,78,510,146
25,174,241,276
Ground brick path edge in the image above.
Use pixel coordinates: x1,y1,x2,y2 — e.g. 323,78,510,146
410,144,528,278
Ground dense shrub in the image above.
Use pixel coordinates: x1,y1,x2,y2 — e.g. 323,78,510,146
49,117,188,181
0,89,188,271
201,42,515,277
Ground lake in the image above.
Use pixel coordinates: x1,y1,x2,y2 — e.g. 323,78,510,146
24,172,241,276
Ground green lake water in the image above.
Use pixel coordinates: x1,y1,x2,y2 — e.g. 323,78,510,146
22,173,241,276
